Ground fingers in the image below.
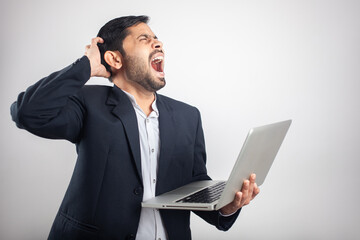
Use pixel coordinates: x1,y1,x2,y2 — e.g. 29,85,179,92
84,45,90,54
85,37,104,53
84,37,111,78
240,173,259,207
232,192,243,212
240,179,250,206
234,191,242,206
248,173,255,197
229,192,243,212
219,174,260,215
91,37,104,45
220,174,260,215
219,192,242,215
252,182,260,199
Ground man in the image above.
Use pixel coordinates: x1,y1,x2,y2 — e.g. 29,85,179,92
11,16,259,240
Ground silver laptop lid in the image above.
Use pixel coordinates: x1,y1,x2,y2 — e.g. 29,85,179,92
216,120,292,210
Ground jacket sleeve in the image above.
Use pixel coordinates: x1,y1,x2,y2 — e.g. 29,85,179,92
10,56,91,143
191,108,241,231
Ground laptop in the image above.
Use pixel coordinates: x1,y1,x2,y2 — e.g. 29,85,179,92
142,119,292,211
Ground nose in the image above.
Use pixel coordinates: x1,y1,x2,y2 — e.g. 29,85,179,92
152,39,163,49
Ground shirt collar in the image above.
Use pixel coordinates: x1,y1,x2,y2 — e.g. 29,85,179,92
122,90,159,117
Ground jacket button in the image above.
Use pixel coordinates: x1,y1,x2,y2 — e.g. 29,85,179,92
133,187,143,195
126,234,135,240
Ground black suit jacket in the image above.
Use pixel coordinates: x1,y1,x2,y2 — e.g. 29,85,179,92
11,56,240,240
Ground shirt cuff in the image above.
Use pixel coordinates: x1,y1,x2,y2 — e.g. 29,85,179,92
219,209,239,217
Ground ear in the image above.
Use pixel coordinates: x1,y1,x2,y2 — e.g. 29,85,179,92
104,50,122,70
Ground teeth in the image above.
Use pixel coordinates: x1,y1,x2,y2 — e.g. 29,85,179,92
152,56,163,63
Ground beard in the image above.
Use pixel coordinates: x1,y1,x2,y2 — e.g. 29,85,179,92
123,54,166,92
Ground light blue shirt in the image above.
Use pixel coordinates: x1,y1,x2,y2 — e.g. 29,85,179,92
123,91,167,240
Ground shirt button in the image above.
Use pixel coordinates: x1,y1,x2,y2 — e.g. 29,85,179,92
146,119,150,123
153,179,156,184
151,148,154,153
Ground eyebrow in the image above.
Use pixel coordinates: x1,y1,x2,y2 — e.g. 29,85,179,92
137,34,158,40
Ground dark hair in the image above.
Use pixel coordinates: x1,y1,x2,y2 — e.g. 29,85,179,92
97,15,149,78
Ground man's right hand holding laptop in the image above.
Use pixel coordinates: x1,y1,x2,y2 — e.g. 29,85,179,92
220,174,260,215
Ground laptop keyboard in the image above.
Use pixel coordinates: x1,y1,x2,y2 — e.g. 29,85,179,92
176,181,226,203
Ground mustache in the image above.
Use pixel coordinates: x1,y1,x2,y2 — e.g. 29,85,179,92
149,49,164,61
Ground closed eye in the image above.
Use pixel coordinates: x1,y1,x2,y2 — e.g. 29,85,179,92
137,34,158,42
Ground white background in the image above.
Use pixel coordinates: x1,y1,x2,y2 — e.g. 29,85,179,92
1,0,359,239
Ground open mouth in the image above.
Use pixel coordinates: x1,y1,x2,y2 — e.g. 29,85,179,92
151,55,164,73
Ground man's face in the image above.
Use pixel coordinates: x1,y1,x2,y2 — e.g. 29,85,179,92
121,22,165,92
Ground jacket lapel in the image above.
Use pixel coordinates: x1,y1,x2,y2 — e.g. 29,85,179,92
156,95,177,193
106,86,142,182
